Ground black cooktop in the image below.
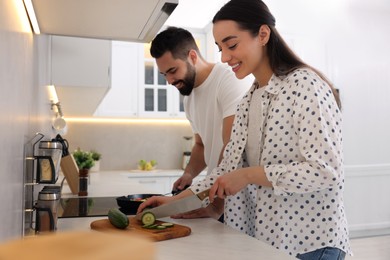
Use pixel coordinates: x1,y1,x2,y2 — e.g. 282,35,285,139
59,197,129,218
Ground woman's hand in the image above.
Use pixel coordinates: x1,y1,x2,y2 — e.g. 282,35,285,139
209,166,270,202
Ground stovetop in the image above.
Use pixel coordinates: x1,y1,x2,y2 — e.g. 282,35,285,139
58,197,125,218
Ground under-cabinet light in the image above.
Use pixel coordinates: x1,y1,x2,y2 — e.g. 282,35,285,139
65,117,190,125
23,0,40,34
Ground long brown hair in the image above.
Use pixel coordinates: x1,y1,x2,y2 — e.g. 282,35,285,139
212,0,341,109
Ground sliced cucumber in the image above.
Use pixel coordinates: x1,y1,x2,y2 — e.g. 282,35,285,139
142,224,158,229
160,222,174,228
156,225,167,230
141,211,156,226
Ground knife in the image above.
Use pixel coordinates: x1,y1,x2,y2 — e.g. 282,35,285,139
136,188,210,220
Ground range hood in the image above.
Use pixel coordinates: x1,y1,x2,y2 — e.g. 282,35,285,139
26,0,178,42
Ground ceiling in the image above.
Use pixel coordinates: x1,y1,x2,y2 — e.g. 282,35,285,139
164,0,390,31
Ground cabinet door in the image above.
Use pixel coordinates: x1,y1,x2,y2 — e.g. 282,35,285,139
138,43,171,118
94,41,139,117
131,177,171,195
51,36,111,88
138,43,186,118
171,90,186,118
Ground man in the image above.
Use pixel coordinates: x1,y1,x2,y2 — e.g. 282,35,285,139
150,27,250,219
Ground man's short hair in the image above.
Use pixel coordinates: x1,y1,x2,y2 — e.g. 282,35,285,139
150,27,200,60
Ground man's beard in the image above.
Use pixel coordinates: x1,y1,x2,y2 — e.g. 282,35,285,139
175,62,196,96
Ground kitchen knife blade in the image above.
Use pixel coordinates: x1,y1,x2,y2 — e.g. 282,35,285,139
136,189,210,220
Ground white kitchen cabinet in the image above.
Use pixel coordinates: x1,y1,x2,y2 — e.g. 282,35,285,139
138,32,206,118
122,170,207,195
51,36,111,88
125,176,171,195
48,29,216,118
94,41,139,117
60,171,208,198
94,41,185,118
138,43,185,118
51,36,112,116
94,41,186,119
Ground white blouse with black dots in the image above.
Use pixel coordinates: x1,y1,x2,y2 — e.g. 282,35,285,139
191,68,352,256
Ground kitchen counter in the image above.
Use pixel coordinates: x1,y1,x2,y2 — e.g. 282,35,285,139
58,170,295,259
60,170,206,197
58,217,295,259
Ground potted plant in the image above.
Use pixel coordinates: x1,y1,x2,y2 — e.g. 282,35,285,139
90,150,101,172
72,148,95,172
72,148,95,196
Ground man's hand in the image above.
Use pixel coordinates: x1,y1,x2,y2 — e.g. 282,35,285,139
172,172,193,191
172,133,206,192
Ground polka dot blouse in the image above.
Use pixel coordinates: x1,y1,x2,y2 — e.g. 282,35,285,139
191,68,352,256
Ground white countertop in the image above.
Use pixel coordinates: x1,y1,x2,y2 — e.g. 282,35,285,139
58,170,295,259
58,217,295,260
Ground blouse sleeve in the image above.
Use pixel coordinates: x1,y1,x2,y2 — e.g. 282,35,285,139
265,70,344,196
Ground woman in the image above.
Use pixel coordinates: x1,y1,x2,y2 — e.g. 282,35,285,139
138,0,351,258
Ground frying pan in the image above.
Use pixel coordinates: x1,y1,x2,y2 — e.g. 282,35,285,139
116,186,190,214
116,194,162,214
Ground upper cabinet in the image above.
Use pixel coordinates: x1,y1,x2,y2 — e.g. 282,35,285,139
95,31,206,119
137,32,206,118
28,0,178,42
138,43,185,118
94,41,139,118
53,30,207,119
94,40,185,118
51,36,112,117
51,36,111,88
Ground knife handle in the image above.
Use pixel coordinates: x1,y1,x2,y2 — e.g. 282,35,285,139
197,188,210,200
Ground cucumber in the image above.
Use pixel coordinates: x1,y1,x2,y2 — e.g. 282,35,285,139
141,212,156,226
108,208,129,229
142,224,158,229
156,225,167,230
142,222,174,229
160,222,174,228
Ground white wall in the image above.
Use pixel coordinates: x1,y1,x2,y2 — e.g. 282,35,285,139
269,0,390,237
267,0,390,165
0,0,54,242
64,121,193,171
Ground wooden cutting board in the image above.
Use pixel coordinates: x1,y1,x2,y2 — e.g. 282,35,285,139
90,217,191,241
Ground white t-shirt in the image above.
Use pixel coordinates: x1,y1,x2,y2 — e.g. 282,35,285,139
184,63,250,174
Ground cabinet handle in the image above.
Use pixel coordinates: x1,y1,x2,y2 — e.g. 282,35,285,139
138,180,157,184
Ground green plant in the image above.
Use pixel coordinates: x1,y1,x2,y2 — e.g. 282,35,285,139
90,150,102,161
73,148,95,170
